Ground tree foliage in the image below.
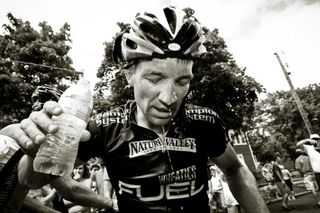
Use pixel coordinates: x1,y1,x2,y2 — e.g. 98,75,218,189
187,27,264,129
0,13,81,128
94,10,264,130
248,84,320,162
93,22,132,112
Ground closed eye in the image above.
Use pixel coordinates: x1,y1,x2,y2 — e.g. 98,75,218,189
177,78,191,86
146,76,162,84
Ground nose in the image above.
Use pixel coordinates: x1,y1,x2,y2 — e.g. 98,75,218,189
159,83,177,108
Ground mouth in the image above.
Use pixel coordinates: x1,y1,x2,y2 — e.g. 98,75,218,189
153,107,173,118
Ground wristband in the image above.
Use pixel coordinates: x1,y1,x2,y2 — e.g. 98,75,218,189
0,135,20,170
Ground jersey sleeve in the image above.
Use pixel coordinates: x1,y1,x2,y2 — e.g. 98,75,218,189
204,113,230,158
77,114,105,162
186,105,229,158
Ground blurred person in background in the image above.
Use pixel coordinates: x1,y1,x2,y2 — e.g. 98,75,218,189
279,165,295,200
88,157,118,212
64,162,94,213
295,148,320,208
272,156,293,210
208,165,224,213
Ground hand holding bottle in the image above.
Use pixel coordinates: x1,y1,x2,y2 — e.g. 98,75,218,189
33,79,93,176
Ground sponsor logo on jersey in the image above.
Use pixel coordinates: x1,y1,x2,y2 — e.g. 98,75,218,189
118,165,203,201
94,110,129,127
186,108,218,124
158,165,196,184
129,137,196,158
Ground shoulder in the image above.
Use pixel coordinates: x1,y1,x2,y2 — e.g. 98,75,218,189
89,102,132,128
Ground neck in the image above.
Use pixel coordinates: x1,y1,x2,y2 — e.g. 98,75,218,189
135,108,171,134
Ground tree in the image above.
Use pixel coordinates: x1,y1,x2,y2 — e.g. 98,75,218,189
94,12,264,131
93,22,132,112
249,84,320,161
0,13,81,128
187,27,264,129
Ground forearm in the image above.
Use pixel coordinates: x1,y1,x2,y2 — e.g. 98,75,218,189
225,164,270,213
52,176,113,209
22,196,59,213
297,138,317,147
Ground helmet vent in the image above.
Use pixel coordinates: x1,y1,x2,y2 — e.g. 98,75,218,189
163,7,177,34
126,39,138,49
144,12,157,19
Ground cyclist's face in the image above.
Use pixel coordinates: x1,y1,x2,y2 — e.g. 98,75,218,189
127,58,193,132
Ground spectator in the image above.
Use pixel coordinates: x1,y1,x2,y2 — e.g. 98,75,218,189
261,162,274,183
279,165,295,200
88,157,118,212
272,156,293,210
295,148,320,208
208,165,224,213
64,163,93,213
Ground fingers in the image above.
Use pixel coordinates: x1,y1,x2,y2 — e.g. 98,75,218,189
42,101,63,115
21,117,45,144
35,101,62,133
0,101,63,153
19,101,62,145
0,123,34,149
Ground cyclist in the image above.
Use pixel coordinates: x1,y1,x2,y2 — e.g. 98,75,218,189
1,6,269,213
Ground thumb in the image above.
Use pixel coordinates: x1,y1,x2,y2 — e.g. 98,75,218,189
80,130,91,142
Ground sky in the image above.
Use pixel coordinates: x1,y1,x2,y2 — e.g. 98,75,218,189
1,0,320,94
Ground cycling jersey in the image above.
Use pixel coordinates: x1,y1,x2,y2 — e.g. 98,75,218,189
78,101,229,213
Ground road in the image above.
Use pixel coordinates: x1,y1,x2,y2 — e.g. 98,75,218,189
268,192,320,213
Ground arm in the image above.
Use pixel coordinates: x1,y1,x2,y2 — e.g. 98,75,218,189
0,101,91,156
297,138,317,148
51,174,113,209
0,102,90,189
212,143,270,213
22,196,60,213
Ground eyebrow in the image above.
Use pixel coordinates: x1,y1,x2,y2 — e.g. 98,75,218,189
143,70,193,79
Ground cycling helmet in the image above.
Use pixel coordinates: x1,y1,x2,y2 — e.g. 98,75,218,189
112,6,207,67
31,85,63,111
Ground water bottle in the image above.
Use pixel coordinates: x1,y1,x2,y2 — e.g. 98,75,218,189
33,79,93,176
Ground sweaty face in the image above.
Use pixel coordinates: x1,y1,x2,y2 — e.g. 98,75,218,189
128,58,193,133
